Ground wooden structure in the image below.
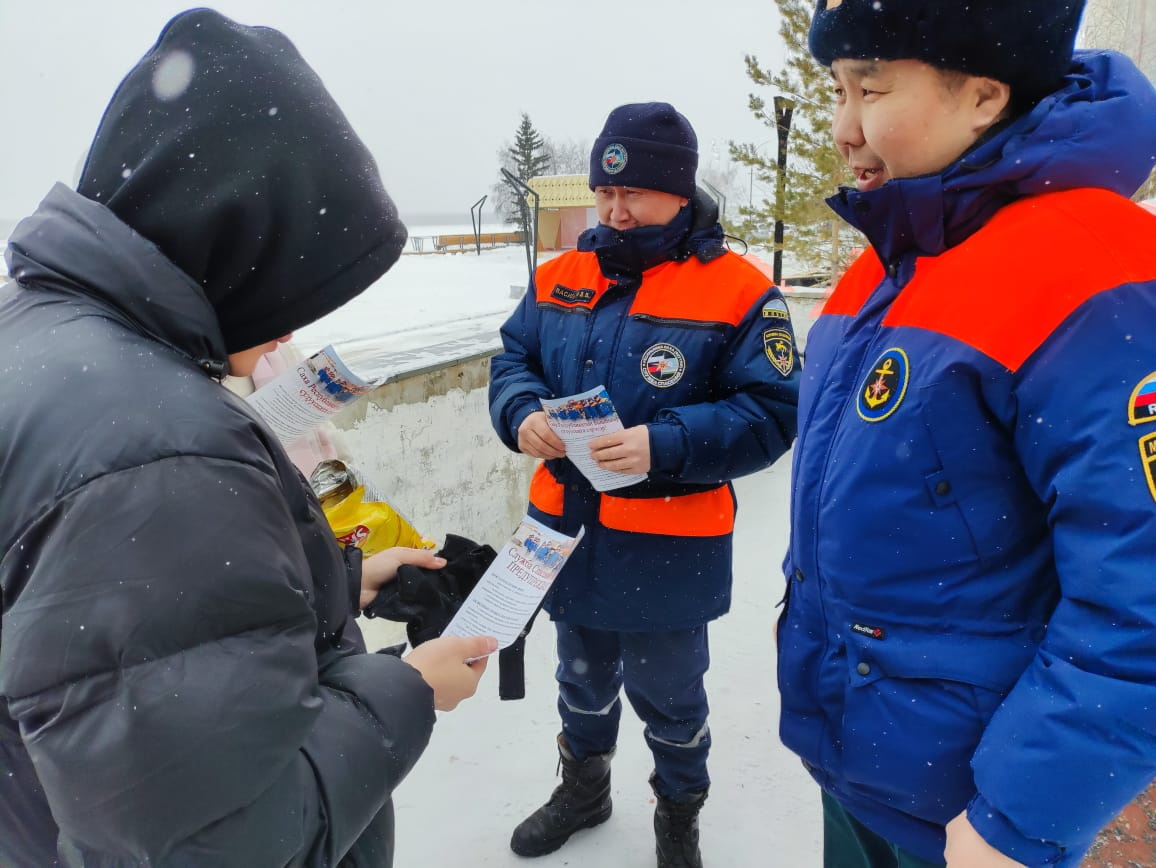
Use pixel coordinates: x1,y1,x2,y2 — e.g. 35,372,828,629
526,174,596,250
433,231,523,253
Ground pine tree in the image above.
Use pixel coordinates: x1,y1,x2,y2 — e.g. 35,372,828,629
729,0,859,278
508,113,553,181
494,113,554,230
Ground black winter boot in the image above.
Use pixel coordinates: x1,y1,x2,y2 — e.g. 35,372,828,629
510,734,614,857
652,773,708,868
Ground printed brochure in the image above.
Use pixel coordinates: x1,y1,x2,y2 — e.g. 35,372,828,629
246,345,375,445
442,515,583,650
541,386,646,492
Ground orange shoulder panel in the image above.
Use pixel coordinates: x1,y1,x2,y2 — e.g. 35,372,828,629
534,251,610,307
628,252,773,326
884,189,1156,371
821,248,886,317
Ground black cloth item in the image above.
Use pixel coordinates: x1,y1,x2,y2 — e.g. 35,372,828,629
588,102,699,199
497,607,541,701
363,535,539,700
809,0,1086,103
76,8,407,354
365,534,498,646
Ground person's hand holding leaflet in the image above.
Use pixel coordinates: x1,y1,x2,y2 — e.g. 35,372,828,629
404,636,496,711
589,425,651,475
517,411,566,459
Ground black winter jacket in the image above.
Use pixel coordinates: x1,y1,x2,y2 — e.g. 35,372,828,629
0,185,435,866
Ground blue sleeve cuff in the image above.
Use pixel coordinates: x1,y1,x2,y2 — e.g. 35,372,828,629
967,793,1066,865
508,398,543,448
647,421,686,477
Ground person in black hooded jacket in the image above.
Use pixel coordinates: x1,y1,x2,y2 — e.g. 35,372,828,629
0,9,495,867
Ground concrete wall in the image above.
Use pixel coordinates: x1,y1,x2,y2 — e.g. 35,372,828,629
329,293,825,550
331,354,536,550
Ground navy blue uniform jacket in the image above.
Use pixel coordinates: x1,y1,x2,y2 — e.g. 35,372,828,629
490,205,800,630
779,51,1156,865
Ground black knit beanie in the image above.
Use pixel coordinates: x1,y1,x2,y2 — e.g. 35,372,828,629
77,8,406,353
809,0,1086,102
588,103,698,199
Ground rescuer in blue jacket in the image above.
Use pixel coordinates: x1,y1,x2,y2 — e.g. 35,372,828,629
490,102,800,867
780,2,1156,866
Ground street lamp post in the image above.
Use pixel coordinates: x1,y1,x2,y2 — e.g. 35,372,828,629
772,95,795,286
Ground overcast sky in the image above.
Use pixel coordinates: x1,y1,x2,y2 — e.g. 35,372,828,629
1,0,788,225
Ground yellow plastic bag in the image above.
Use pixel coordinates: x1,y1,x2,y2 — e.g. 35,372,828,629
310,459,434,556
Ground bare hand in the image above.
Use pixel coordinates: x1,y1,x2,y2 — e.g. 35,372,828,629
518,411,566,459
944,812,1026,867
360,546,446,610
589,425,651,475
403,635,497,711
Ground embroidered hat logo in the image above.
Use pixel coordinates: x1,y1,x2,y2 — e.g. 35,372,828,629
602,143,628,175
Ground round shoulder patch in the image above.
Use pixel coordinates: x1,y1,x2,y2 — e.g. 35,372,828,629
641,342,685,388
602,143,628,175
857,347,910,422
1128,371,1156,426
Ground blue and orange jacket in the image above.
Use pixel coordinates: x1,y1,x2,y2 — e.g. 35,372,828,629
490,199,800,630
779,51,1156,865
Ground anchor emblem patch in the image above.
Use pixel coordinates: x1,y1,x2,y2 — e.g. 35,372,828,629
857,348,910,423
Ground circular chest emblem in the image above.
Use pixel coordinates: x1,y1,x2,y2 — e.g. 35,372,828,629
641,343,686,388
857,347,910,422
602,143,628,175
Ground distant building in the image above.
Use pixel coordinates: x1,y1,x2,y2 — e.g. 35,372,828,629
526,174,596,251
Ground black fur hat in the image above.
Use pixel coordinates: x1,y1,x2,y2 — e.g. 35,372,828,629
809,0,1086,101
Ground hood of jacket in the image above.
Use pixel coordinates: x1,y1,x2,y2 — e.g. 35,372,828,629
829,50,1156,266
69,7,406,353
6,183,230,374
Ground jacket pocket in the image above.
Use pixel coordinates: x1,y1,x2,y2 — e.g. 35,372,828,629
838,625,1038,824
917,380,1044,566
598,485,735,537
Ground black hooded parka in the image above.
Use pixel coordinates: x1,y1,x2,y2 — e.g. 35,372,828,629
0,9,428,867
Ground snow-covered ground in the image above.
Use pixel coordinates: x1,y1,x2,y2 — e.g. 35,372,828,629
292,224,818,382
295,229,533,381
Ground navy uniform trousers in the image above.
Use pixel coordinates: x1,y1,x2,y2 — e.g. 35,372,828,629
555,623,710,800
